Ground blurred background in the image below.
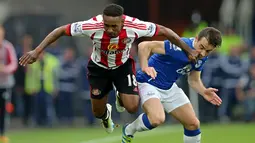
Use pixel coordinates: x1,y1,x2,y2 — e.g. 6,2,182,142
0,0,255,142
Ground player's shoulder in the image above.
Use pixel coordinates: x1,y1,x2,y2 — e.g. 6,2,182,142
78,15,103,24
123,15,138,23
78,15,104,31
89,15,104,23
123,15,147,30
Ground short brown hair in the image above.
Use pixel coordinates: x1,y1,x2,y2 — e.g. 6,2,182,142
198,27,222,48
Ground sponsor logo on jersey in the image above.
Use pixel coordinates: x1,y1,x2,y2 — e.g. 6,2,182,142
99,48,128,55
176,64,192,75
195,60,203,68
107,43,119,51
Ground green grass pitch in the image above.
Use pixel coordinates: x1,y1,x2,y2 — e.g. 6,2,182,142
6,123,255,143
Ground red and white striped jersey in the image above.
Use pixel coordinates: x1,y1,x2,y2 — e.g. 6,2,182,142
66,15,159,69
0,40,18,88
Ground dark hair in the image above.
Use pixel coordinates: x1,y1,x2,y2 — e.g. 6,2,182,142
103,4,124,17
198,27,222,48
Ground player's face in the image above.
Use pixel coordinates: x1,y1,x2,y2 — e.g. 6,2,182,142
103,15,123,38
194,37,215,59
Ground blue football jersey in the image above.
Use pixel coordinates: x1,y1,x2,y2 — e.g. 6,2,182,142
136,38,208,90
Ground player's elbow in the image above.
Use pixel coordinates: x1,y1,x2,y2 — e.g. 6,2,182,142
138,41,150,50
53,26,67,36
138,41,151,53
188,75,199,86
157,25,167,36
187,77,195,86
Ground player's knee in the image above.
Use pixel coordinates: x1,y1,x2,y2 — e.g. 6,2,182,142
148,113,165,127
185,118,200,130
125,104,139,113
123,96,140,113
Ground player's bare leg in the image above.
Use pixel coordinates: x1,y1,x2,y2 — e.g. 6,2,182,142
122,98,164,143
91,94,115,133
119,93,139,114
115,89,125,112
170,103,201,143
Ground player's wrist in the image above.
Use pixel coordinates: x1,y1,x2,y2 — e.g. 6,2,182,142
141,66,149,72
35,47,43,54
200,88,207,97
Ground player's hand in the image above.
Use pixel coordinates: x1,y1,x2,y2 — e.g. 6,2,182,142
202,88,222,106
142,67,157,79
19,49,40,66
187,50,199,63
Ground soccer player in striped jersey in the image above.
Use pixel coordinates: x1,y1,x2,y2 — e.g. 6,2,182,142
19,4,197,134
121,27,222,143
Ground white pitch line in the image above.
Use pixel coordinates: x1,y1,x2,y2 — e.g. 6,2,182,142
80,126,182,143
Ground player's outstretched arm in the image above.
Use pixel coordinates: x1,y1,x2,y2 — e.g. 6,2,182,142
188,71,222,106
36,25,69,53
19,25,69,66
138,41,165,79
188,71,207,95
156,25,198,61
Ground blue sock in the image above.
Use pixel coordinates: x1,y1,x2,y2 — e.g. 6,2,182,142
142,113,154,130
125,113,154,135
184,128,201,136
184,128,201,143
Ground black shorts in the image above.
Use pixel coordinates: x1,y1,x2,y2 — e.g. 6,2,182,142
87,58,138,99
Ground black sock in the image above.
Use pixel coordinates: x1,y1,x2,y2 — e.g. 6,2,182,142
96,108,109,120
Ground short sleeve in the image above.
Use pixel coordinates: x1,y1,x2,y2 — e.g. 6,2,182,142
131,19,159,38
66,18,102,37
194,58,208,71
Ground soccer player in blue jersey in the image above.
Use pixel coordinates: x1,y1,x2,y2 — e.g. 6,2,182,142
121,27,222,143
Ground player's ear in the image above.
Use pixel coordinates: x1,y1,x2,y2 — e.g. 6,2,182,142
121,18,124,25
195,36,198,41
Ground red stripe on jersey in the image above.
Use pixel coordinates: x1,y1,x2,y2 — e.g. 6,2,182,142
125,24,147,30
82,23,103,30
65,24,71,36
124,21,145,24
132,17,136,21
100,32,110,67
154,24,159,36
124,21,146,26
115,29,127,66
124,22,147,29
6,47,11,64
82,23,103,27
82,27,104,30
